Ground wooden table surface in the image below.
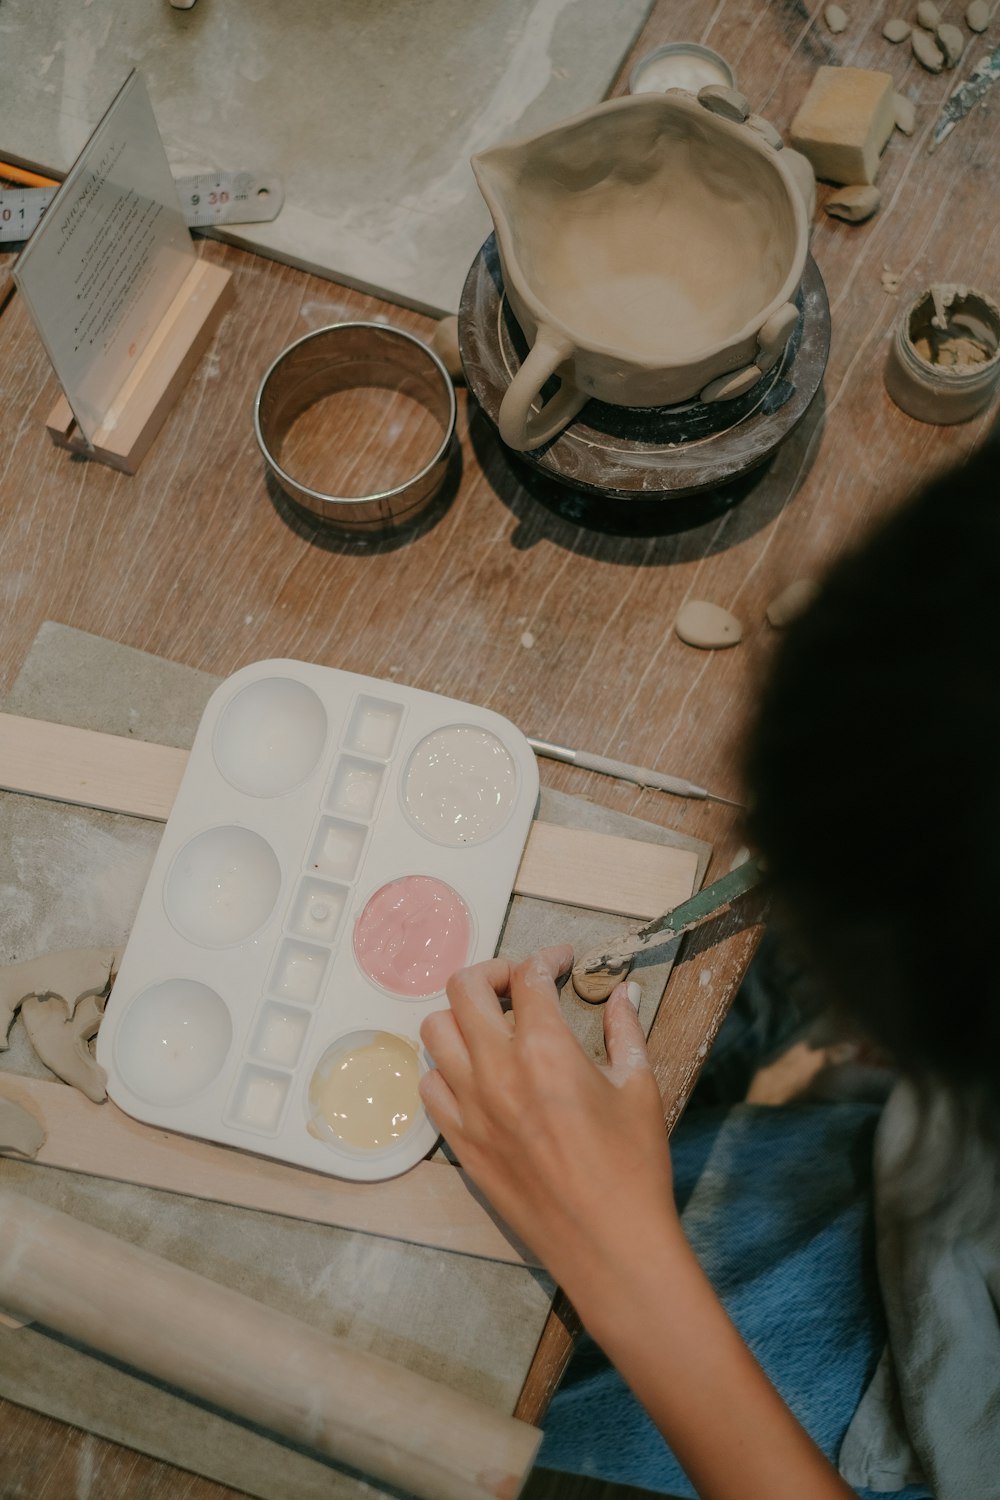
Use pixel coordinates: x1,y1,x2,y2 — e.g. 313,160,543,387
1,1,996,1494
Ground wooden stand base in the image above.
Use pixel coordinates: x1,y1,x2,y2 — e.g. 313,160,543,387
46,258,234,475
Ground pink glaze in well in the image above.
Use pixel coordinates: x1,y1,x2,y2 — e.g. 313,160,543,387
353,876,472,997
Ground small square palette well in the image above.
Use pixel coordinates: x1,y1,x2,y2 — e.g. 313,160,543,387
96,660,539,1181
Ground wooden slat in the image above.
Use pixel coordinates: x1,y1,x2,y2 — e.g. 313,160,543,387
0,714,187,820
516,820,698,919
0,1073,539,1267
0,713,698,918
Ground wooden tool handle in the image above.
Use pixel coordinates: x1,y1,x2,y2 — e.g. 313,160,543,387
0,1189,541,1500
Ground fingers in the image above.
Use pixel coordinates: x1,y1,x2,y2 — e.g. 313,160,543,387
507,944,574,1026
445,959,515,1065
420,1007,473,1089
604,981,651,1081
418,1066,463,1137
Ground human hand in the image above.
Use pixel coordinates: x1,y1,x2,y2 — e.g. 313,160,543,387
419,946,681,1301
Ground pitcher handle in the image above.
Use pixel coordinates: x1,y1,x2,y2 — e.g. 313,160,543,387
497,326,588,452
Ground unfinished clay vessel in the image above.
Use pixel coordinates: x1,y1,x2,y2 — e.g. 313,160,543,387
472,91,809,451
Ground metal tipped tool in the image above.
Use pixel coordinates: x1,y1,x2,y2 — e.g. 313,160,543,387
527,737,743,807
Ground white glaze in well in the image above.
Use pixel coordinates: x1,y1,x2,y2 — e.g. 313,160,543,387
402,724,518,846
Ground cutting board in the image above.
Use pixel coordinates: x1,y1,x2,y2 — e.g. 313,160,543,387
0,0,652,314
0,622,709,1500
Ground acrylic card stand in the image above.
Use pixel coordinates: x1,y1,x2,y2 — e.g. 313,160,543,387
97,661,539,1181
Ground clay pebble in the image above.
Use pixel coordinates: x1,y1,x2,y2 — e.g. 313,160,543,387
882,16,912,40
700,364,761,403
766,579,818,628
893,93,917,135
912,28,945,71
825,184,881,222
824,3,849,32
745,113,784,150
675,600,743,650
966,1,990,31
697,84,751,123
936,23,965,66
915,0,941,26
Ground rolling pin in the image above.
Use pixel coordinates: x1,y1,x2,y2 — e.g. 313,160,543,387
0,1189,540,1500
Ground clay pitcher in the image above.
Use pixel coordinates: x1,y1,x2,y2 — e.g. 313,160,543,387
472,90,810,451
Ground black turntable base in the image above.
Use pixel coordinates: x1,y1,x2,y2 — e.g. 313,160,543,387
458,236,830,536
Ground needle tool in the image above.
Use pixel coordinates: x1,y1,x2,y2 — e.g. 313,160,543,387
527,737,743,807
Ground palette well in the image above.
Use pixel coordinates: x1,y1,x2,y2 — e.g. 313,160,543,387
96,661,539,1181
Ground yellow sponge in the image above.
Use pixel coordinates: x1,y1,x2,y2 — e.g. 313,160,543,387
790,66,895,185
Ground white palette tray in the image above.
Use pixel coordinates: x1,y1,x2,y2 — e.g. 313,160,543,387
97,660,539,1181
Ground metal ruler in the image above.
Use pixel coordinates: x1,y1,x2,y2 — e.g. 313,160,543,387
0,169,284,244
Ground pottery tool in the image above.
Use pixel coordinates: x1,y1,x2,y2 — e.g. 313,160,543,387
928,44,1000,153
0,1189,541,1500
572,857,764,1002
0,169,284,242
527,736,742,806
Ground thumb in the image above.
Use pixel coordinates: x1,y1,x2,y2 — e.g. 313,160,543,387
604,981,650,1080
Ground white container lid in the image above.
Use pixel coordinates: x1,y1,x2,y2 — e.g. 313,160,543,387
629,41,735,95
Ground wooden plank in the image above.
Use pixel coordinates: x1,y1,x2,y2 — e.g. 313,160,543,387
0,713,187,819
0,714,698,916
516,820,698,920
0,1073,539,1267
46,260,234,474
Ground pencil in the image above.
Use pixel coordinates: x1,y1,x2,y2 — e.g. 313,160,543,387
0,160,60,189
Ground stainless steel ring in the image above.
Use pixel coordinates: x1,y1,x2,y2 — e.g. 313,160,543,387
254,322,457,533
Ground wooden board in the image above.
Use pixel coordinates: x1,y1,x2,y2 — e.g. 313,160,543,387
0,1073,538,1266
0,712,698,918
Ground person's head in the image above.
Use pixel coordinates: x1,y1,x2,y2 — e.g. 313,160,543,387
744,443,1000,1129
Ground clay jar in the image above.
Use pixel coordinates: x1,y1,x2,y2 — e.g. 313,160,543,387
472,91,810,451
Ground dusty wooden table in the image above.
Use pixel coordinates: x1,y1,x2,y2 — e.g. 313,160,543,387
0,0,996,1494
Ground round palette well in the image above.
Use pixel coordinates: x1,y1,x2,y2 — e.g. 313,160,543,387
401,723,518,846
213,676,328,796
114,979,233,1106
353,875,474,997
307,1029,425,1153
458,235,830,535
164,825,282,947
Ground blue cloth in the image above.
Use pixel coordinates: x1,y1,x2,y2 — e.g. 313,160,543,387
538,1101,932,1499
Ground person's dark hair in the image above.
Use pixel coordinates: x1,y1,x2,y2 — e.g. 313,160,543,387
743,444,1000,1131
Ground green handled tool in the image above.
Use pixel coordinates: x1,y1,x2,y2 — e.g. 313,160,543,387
572,857,765,1002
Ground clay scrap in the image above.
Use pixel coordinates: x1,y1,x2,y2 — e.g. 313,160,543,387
882,17,912,41
766,579,818,628
966,2,990,32
0,947,121,1102
936,23,966,65
825,184,881,223
675,600,743,649
824,4,849,33
893,94,917,135
912,28,945,71
0,1096,45,1157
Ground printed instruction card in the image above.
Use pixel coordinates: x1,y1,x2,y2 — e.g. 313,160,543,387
14,70,194,443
